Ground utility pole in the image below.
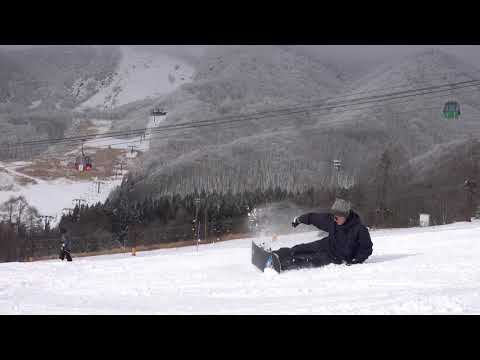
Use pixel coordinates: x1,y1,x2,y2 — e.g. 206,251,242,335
94,180,105,194
204,200,208,244
380,152,391,227
129,145,138,154
151,109,156,124
464,179,477,222
194,198,201,251
464,137,478,222
333,159,342,196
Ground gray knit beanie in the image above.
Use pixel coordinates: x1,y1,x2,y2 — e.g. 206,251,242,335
331,198,352,216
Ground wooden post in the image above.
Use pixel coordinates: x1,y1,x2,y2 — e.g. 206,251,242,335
194,198,200,251
197,221,201,251
204,203,208,244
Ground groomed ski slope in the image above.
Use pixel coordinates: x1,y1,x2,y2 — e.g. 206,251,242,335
1,220,480,314
77,46,194,109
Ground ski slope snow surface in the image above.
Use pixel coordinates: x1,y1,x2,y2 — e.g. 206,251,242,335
77,47,194,109
1,220,480,314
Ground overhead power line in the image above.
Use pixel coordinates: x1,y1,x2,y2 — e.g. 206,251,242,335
1,78,479,152
35,86,480,154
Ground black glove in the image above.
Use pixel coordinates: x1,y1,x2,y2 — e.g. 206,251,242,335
346,258,360,266
291,217,300,228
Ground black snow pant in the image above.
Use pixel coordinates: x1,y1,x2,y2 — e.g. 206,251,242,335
273,238,333,271
59,247,72,262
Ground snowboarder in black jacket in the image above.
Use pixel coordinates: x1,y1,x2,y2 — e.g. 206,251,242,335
273,198,373,271
59,227,73,262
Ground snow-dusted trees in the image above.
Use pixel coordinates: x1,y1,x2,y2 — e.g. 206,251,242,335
0,196,42,262
142,151,333,198
0,196,39,231
65,184,339,251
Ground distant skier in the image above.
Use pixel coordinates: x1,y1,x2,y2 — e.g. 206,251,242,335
272,198,373,271
59,227,73,262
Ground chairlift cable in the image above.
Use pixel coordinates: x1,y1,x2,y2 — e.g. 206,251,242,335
1,78,480,152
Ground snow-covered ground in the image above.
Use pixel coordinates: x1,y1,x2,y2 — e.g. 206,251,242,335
0,153,122,221
1,220,480,314
77,46,194,110
84,115,165,152
0,174,112,219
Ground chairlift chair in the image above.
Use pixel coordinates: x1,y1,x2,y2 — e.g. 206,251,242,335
75,141,93,172
333,159,342,170
151,108,167,116
84,156,92,171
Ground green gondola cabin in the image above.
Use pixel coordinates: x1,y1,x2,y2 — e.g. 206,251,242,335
443,101,461,119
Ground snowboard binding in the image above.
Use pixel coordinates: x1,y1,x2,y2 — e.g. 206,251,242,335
251,242,281,273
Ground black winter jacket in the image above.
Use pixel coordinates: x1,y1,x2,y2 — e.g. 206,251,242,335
61,233,72,252
297,211,373,264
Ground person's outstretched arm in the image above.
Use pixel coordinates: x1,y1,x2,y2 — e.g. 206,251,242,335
295,213,333,232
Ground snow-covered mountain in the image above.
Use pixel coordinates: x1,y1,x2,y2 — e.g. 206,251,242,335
123,47,480,198
0,46,121,110
131,45,352,196
4,46,480,218
77,46,195,110
0,45,200,221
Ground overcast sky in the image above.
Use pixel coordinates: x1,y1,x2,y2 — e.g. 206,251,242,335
1,45,480,66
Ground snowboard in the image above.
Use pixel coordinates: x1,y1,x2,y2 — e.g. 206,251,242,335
251,241,282,273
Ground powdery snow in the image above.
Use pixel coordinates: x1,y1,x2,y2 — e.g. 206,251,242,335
77,46,194,110
1,220,480,314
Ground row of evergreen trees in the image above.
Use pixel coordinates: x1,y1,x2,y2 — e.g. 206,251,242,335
58,184,341,252
55,142,480,254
